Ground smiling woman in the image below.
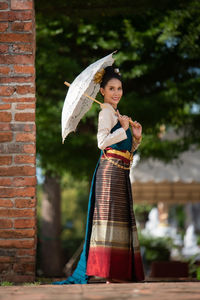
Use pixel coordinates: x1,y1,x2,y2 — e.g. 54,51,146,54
86,67,144,283
53,66,144,284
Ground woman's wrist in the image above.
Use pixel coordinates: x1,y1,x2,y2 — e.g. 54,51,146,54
133,135,142,143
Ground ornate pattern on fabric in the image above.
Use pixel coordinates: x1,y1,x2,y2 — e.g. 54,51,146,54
86,157,144,281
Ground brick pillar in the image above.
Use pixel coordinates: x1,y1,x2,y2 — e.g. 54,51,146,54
0,0,36,282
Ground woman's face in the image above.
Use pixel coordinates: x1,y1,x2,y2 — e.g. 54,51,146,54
100,78,123,109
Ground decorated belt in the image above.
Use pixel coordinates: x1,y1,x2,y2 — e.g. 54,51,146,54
102,148,133,166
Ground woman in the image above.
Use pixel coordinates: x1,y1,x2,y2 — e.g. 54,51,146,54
53,66,144,285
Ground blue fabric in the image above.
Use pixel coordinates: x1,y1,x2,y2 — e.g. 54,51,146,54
52,121,133,285
110,121,132,152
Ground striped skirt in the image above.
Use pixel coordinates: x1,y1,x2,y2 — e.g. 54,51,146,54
86,155,144,281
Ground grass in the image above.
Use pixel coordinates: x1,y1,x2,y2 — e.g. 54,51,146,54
0,281,14,286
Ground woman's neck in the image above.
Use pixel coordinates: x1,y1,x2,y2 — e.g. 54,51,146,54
104,102,117,110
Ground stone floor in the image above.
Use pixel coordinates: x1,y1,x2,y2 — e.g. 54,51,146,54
0,282,200,300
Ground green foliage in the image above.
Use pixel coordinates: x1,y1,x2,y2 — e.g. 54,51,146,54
139,233,173,262
60,174,90,258
37,174,89,260
0,281,13,286
170,205,186,231
36,0,200,177
182,254,200,279
23,281,41,286
134,203,154,224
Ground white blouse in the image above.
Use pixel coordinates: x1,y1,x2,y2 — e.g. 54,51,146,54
97,103,141,151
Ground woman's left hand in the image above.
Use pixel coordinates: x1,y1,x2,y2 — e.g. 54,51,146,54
130,120,142,139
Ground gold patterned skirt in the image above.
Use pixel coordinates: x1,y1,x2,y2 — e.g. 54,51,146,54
86,155,144,281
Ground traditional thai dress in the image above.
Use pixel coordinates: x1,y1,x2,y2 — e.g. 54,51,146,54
53,103,144,284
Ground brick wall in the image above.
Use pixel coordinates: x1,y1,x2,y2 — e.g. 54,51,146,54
0,0,36,282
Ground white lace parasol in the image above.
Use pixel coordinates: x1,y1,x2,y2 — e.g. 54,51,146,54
61,52,116,143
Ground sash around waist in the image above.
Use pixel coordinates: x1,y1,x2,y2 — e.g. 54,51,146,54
102,147,133,165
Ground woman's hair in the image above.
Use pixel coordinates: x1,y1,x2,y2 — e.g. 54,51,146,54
100,66,122,88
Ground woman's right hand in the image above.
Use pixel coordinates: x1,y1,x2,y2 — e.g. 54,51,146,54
117,110,130,131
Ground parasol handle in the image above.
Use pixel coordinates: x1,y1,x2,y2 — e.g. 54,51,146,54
64,81,102,106
64,81,135,126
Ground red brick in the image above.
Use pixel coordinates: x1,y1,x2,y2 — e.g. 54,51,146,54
24,123,35,131
0,239,35,249
0,209,35,218
16,132,35,142
16,85,35,95
4,143,35,154
17,249,36,256
13,176,36,186
0,166,35,176
23,144,35,154
0,86,15,96
16,103,35,110
14,155,35,164
11,0,33,10
0,257,13,263
13,262,35,274
15,112,35,121
15,198,36,208
0,11,32,22
0,219,13,229
11,123,36,132
0,33,32,43
18,256,35,263
11,43,33,54
0,22,8,32
0,104,11,109
0,66,10,75
3,97,35,103
0,54,34,64
0,2,9,10
14,218,35,229
0,77,35,84
2,274,35,283
0,178,12,186
0,199,13,207
14,65,34,75
0,229,35,239
0,44,9,53
0,263,10,273
11,21,32,32
0,112,12,122
5,143,23,153
0,187,35,197
0,156,12,165
0,132,13,142
0,124,11,131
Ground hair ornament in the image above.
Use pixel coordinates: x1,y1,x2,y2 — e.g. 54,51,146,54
114,68,121,76
93,69,105,84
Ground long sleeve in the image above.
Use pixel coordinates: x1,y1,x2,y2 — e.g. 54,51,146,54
97,108,127,150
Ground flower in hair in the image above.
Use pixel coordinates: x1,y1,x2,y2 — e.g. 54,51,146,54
93,69,105,84
114,68,121,76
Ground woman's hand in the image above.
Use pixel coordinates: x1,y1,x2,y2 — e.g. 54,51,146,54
130,119,142,140
117,110,130,131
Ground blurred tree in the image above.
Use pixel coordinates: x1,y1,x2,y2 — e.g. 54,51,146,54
35,0,200,275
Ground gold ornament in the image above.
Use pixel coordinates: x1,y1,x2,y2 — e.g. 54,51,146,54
93,69,105,84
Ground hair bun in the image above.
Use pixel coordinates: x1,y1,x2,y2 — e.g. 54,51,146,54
100,66,122,88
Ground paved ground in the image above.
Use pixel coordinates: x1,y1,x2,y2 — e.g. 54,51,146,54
0,282,200,300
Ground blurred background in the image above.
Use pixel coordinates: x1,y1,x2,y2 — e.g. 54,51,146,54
35,0,200,280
